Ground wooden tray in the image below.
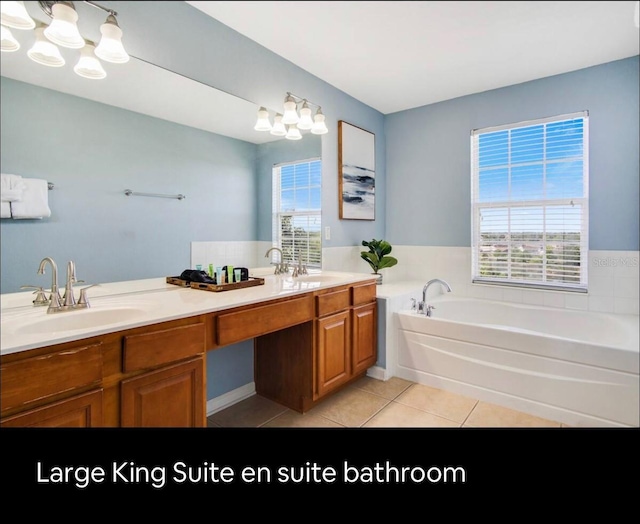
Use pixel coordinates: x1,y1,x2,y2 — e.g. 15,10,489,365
166,276,265,292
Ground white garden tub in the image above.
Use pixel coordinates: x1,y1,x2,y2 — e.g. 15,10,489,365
395,296,639,427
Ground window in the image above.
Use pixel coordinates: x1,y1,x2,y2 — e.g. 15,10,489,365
471,111,589,292
272,158,322,267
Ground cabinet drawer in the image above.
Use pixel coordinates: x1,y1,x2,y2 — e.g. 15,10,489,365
352,282,377,306
217,295,314,346
123,322,205,373
1,389,103,428
316,288,350,317
1,343,103,413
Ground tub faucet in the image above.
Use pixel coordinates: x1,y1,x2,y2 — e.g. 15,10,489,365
37,257,62,313
419,278,452,316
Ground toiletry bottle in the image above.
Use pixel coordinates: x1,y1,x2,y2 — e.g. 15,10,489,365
216,267,223,285
227,265,234,283
208,264,214,278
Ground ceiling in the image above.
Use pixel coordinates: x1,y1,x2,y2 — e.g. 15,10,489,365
187,1,640,114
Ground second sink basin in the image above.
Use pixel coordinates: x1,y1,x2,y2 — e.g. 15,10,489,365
294,275,344,283
293,273,357,283
11,306,149,335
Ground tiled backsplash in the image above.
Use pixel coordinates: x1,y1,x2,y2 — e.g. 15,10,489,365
323,245,639,315
193,242,639,315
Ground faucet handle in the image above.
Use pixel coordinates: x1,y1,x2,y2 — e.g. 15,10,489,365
21,285,50,306
410,298,417,311
425,304,436,317
77,284,99,307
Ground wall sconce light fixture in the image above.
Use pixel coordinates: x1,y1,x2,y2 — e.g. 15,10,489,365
254,92,329,140
0,1,129,79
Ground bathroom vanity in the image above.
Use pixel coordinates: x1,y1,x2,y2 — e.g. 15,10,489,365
0,271,377,427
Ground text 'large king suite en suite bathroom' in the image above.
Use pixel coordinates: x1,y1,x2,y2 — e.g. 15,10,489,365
0,0,638,502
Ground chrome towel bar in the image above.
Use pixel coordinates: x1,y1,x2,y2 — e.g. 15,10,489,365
124,189,185,200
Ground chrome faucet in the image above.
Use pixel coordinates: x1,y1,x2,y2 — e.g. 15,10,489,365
419,278,452,316
36,258,92,313
37,257,62,313
62,260,78,307
291,254,308,278
265,247,288,274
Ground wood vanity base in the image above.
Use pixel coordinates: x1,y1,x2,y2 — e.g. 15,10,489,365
1,279,377,426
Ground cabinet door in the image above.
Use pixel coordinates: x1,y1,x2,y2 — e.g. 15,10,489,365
352,302,377,375
121,357,205,427
316,310,351,398
1,389,103,428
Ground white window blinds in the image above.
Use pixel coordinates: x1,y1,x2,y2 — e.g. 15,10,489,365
471,111,589,292
272,159,322,267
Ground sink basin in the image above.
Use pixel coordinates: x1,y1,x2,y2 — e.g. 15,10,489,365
294,275,345,283
10,307,148,335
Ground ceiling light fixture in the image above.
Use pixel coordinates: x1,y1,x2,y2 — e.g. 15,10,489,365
254,92,329,140
0,1,129,79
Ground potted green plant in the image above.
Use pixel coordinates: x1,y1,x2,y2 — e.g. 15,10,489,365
360,239,398,284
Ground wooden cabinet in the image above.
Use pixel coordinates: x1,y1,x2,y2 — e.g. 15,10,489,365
1,278,376,424
1,389,103,427
254,281,378,413
316,310,351,397
351,302,377,375
0,318,206,428
121,357,204,427
0,341,103,424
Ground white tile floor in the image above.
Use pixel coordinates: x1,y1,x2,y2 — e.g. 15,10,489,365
208,376,568,428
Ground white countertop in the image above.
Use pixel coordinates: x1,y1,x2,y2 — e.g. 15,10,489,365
0,269,377,356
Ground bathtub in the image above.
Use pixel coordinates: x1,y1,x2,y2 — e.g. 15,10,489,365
395,296,639,427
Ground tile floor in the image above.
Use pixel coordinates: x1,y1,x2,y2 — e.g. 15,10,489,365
207,376,567,428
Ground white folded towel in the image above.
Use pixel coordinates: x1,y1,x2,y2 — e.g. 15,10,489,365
1,173,27,202
1,201,11,218
10,178,51,219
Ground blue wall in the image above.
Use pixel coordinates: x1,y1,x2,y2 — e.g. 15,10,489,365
385,56,639,250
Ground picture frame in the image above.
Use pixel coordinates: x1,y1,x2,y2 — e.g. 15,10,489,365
338,120,375,220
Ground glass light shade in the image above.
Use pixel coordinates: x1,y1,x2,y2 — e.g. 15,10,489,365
44,2,84,49
1,1,35,30
285,124,302,141
297,102,313,130
281,95,299,125
311,110,329,135
74,43,106,79
270,114,287,136
1,25,20,52
95,15,129,64
27,27,65,67
254,107,272,131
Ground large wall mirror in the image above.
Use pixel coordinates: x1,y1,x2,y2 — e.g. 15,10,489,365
0,5,321,295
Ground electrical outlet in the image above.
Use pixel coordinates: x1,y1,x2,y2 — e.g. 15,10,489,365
325,226,331,240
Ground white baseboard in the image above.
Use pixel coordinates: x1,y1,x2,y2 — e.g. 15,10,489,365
206,382,256,416
366,365,390,381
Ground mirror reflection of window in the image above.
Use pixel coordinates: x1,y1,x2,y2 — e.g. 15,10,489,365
272,158,322,267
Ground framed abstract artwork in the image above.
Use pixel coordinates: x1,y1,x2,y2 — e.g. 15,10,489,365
338,121,375,220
